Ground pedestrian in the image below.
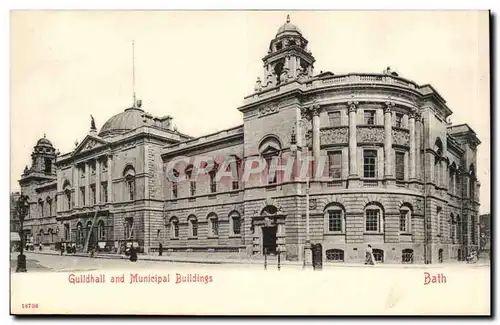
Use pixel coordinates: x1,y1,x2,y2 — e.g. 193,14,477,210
129,244,138,262
60,243,64,256
364,244,375,265
158,243,163,256
39,243,43,251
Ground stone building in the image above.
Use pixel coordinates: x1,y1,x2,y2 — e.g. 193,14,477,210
18,16,481,263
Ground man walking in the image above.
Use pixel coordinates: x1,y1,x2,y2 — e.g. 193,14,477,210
159,243,163,256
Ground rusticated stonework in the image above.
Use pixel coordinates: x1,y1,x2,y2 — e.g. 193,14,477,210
320,127,348,145
392,128,410,147
357,126,384,144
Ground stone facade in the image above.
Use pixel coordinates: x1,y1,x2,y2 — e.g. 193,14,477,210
18,17,481,263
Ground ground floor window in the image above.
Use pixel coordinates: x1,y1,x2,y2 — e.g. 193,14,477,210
326,249,344,262
402,249,414,264
372,249,384,262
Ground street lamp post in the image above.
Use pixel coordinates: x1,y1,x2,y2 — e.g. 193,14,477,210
16,193,29,273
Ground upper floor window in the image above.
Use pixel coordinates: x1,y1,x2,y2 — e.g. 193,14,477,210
325,208,344,233
259,135,282,186
395,152,405,181
394,113,403,128
328,152,342,179
328,111,341,127
44,158,52,174
363,150,377,179
65,189,71,210
38,200,44,218
101,182,108,203
185,165,196,196
188,215,198,238
80,187,85,206
64,223,70,241
364,110,375,125
123,165,136,201
172,169,179,198
437,207,442,236
209,164,219,193
265,155,278,185
90,184,96,205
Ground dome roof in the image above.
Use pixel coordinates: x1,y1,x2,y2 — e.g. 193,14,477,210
99,107,145,137
276,15,302,36
36,135,53,147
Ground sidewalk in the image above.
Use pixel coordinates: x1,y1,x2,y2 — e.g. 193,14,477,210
24,250,490,268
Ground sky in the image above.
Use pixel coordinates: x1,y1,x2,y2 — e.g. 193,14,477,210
10,10,490,214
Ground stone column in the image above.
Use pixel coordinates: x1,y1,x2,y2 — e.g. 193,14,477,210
107,155,113,202
384,101,395,184
73,165,79,208
415,113,422,181
409,110,416,181
85,161,90,206
311,104,321,178
96,158,101,205
348,100,359,187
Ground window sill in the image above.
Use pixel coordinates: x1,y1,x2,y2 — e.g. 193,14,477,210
188,197,196,202
207,236,219,239
399,233,412,236
364,232,383,235
266,186,277,191
230,191,240,196
208,194,216,199
187,237,198,240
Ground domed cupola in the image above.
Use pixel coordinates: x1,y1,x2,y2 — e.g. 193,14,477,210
98,100,146,138
254,15,315,92
27,134,56,176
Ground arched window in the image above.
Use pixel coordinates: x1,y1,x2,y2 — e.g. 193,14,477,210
185,164,196,196
399,205,412,233
97,220,105,240
228,155,241,190
187,215,198,238
402,249,414,264
229,211,241,236
434,138,443,187
259,135,282,185
449,163,456,194
372,249,384,262
76,222,83,245
208,213,219,237
324,203,345,233
364,203,384,233
123,166,136,201
64,185,72,210
326,249,344,262
46,197,52,217
169,217,179,239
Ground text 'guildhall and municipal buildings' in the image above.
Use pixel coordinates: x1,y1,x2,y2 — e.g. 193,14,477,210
18,17,481,264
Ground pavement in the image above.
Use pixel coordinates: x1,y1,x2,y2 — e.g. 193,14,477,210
14,249,490,271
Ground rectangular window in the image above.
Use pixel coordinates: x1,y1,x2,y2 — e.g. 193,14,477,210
364,110,375,125
265,157,277,184
328,152,342,179
101,182,108,203
395,152,405,181
211,219,219,236
173,222,179,238
172,182,178,198
395,113,403,128
64,224,70,241
328,210,342,232
210,172,217,193
365,210,379,232
328,111,341,126
80,187,85,206
363,150,377,178
39,202,44,218
192,220,198,237
90,184,96,205
232,181,239,190
399,210,408,232
190,181,196,196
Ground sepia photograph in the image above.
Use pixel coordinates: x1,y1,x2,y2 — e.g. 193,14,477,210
9,10,491,315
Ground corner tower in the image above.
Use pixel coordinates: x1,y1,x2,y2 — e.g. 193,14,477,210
256,15,315,91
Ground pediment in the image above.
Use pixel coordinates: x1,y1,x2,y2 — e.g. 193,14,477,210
73,135,109,156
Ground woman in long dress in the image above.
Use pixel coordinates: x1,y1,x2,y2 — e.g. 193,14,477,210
365,244,375,265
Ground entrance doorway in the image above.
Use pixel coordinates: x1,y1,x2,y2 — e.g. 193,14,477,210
262,226,277,255
438,249,443,263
